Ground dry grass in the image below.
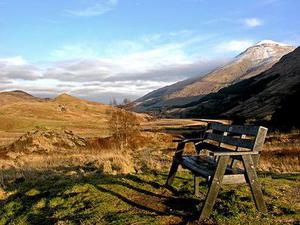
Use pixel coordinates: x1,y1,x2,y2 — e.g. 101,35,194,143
260,131,300,172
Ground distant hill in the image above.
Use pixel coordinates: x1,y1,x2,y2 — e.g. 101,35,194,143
132,40,295,114
177,46,300,129
0,91,147,135
0,90,43,105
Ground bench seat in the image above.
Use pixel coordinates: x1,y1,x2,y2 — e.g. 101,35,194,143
175,155,245,180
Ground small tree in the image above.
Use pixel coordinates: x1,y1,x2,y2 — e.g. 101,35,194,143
108,103,140,150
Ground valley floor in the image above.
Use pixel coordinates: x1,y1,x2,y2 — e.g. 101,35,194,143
0,168,299,225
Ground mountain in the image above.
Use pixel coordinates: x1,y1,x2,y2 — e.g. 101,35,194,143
132,40,295,114
178,46,300,128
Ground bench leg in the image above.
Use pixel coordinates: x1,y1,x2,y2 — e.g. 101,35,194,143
166,142,185,186
242,155,267,213
194,176,201,197
199,155,230,220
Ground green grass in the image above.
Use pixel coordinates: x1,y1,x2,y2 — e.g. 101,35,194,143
0,169,299,225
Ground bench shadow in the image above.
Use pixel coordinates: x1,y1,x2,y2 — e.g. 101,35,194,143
0,167,203,225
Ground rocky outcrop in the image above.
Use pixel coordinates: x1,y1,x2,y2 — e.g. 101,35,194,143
3,129,87,155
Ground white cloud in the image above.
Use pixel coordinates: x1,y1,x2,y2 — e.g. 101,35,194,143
49,32,213,74
0,57,42,80
0,56,27,66
215,40,254,53
66,0,118,17
243,18,263,28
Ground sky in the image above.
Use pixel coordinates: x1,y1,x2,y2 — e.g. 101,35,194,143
0,0,299,103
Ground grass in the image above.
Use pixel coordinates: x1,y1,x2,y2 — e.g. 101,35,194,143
0,168,299,225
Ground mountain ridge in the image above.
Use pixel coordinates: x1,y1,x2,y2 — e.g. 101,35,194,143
178,46,300,128
132,40,295,114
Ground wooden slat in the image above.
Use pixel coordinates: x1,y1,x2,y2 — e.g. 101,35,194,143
178,155,245,175
189,155,245,174
252,126,268,152
209,123,260,136
205,133,254,149
180,157,214,178
222,174,246,184
210,150,259,156
197,142,257,156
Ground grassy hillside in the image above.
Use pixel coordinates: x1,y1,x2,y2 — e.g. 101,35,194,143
0,92,112,134
0,91,150,147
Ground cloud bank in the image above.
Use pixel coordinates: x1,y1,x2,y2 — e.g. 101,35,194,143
0,57,227,103
0,32,236,103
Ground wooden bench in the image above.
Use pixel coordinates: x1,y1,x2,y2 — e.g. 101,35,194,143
166,122,268,220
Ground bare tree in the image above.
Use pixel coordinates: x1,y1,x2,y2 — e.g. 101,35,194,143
108,105,140,150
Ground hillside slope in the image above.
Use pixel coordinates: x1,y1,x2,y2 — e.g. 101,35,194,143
180,46,300,128
0,91,146,136
133,40,294,113
0,90,43,105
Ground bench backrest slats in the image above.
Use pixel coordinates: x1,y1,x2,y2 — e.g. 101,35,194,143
205,132,254,149
208,123,260,136
204,123,268,151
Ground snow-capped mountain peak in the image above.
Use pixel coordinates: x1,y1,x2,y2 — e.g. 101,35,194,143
255,40,291,47
236,40,294,61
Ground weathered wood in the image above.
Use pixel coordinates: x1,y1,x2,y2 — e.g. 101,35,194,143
199,155,230,220
166,142,185,186
166,122,268,220
230,134,246,168
209,123,260,136
222,174,246,184
181,155,245,175
205,133,254,149
210,150,259,156
178,157,214,178
196,142,230,154
196,142,258,156
251,127,268,168
252,126,268,152
242,154,267,213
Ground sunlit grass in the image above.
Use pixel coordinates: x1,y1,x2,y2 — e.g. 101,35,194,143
0,169,299,225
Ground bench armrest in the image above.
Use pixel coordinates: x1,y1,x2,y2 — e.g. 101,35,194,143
209,150,259,156
173,138,204,143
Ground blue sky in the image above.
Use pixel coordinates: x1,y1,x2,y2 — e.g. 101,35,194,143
0,0,299,102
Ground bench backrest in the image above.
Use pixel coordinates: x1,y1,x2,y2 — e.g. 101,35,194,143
203,123,268,152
